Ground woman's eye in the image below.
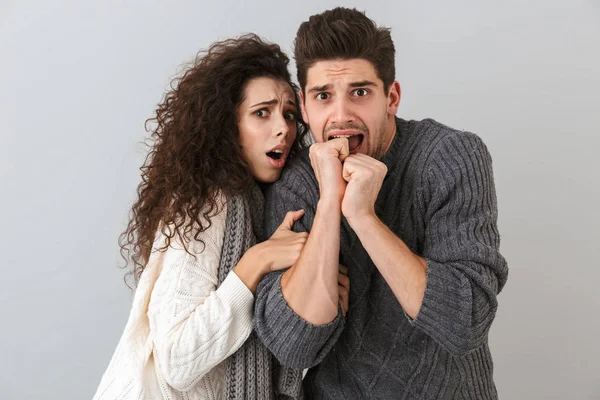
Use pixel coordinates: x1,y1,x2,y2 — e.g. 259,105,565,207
254,109,269,117
285,112,296,121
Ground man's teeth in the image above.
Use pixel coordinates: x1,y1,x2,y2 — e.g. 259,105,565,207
331,135,356,139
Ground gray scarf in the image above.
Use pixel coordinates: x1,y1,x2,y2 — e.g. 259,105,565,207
217,185,304,400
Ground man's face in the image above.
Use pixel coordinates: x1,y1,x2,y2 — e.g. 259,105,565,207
300,58,401,160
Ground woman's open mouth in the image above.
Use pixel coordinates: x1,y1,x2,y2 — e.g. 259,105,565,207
266,148,287,168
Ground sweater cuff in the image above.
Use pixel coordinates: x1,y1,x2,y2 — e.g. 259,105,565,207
260,273,344,367
218,270,255,323
410,259,475,354
273,272,342,328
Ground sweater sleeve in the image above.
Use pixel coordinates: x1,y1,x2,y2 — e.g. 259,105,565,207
148,203,255,392
253,160,345,369
412,131,509,356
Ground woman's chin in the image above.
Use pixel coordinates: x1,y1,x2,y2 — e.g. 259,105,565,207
254,170,282,184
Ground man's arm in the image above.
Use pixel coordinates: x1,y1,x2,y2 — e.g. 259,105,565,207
343,132,508,356
277,196,342,316
341,153,426,317
254,141,350,368
348,217,427,319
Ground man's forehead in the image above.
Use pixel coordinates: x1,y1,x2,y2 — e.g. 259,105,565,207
306,58,380,87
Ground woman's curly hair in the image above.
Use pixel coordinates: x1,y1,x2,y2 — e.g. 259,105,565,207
119,34,308,286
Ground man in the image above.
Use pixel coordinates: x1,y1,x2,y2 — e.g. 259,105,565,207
254,7,508,399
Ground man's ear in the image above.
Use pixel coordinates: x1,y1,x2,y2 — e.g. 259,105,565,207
387,81,401,116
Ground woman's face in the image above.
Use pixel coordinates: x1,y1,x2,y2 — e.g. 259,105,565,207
238,77,298,183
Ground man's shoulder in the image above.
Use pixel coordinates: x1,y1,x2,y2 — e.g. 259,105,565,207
408,118,487,156
265,147,318,199
285,146,312,171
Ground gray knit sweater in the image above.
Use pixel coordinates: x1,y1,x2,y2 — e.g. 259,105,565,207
254,118,509,399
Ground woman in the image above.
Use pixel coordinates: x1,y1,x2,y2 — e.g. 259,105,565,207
93,34,349,400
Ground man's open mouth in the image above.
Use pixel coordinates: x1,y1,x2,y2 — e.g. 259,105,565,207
328,134,364,152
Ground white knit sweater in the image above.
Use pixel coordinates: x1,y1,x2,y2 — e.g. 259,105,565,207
94,200,256,400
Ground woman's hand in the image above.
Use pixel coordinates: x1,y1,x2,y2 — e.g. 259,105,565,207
338,264,350,317
262,210,308,272
235,210,307,293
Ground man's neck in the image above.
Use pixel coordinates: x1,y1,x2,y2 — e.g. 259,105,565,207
381,115,398,156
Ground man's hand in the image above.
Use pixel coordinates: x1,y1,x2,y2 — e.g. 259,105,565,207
341,154,388,224
309,138,350,204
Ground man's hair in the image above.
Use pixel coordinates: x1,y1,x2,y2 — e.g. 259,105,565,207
294,7,395,94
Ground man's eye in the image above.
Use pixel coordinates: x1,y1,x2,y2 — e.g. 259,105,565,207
285,112,296,121
316,93,330,100
352,88,369,97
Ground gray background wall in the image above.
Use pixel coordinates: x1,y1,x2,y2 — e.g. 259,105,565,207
1,0,598,398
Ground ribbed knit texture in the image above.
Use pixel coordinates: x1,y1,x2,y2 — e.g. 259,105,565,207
254,118,509,399
220,185,304,400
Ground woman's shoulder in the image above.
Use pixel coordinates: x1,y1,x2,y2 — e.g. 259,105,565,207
155,191,229,258
195,191,228,255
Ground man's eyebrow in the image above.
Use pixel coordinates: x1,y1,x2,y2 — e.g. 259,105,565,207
307,84,332,93
307,81,378,93
349,80,378,88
